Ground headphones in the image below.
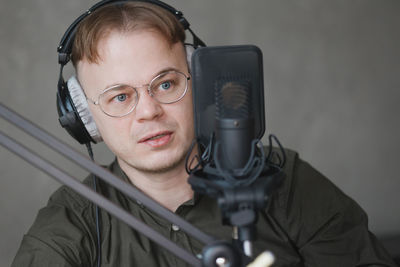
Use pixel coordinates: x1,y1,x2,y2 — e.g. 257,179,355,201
57,0,206,144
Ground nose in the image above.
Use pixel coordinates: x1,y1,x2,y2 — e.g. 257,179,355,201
134,88,163,121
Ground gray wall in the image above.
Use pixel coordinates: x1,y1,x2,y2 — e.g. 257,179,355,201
1,0,399,265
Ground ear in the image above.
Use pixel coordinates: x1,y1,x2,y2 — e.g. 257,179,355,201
67,76,103,143
185,44,195,73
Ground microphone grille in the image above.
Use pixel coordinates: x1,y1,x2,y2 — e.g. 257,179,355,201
215,76,252,119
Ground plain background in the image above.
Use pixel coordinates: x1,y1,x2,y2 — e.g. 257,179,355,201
0,0,399,265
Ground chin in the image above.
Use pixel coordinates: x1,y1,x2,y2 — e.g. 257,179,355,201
126,148,189,174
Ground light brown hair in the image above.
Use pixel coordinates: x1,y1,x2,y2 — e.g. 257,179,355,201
71,2,186,66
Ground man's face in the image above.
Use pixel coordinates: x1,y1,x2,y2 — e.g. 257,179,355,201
77,30,194,174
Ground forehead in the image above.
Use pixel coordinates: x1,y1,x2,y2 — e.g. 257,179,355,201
77,30,186,92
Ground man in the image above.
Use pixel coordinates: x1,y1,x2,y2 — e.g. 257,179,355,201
11,1,396,266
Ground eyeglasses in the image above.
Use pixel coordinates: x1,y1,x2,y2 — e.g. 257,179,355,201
86,70,190,117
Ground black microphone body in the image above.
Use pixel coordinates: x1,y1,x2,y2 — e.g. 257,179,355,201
216,117,254,171
215,79,254,173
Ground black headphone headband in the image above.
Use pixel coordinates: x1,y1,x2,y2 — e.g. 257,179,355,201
57,0,205,66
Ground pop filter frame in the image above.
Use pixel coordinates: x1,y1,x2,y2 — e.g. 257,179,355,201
191,45,266,147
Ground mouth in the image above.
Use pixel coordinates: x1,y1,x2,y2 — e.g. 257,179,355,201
139,131,173,147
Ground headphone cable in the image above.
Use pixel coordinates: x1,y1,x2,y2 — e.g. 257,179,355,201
85,143,102,267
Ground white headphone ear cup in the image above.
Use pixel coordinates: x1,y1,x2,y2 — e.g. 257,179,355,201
67,76,102,143
185,44,195,72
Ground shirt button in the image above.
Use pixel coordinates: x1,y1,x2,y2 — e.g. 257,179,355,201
171,224,180,231
136,200,144,208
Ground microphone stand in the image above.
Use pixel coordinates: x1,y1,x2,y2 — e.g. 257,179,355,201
188,136,285,263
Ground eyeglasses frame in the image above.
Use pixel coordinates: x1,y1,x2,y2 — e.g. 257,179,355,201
85,70,191,118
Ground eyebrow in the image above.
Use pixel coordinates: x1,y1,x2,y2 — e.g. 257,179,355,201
101,67,181,92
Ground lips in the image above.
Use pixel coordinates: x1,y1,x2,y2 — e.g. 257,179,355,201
139,131,173,147
147,133,169,141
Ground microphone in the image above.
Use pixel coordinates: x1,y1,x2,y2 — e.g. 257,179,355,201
215,79,254,172
187,45,285,261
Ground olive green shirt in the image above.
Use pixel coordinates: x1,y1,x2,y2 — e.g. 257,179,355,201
12,149,395,266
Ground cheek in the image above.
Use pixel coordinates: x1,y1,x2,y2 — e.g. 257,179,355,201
90,108,130,142
179,96,195,136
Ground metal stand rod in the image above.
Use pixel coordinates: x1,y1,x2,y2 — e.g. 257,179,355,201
0,102,214,245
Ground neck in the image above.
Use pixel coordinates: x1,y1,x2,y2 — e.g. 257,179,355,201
117,158,193,212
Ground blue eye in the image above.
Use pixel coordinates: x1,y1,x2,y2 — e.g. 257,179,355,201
115,94,127,102
160,81,171,90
